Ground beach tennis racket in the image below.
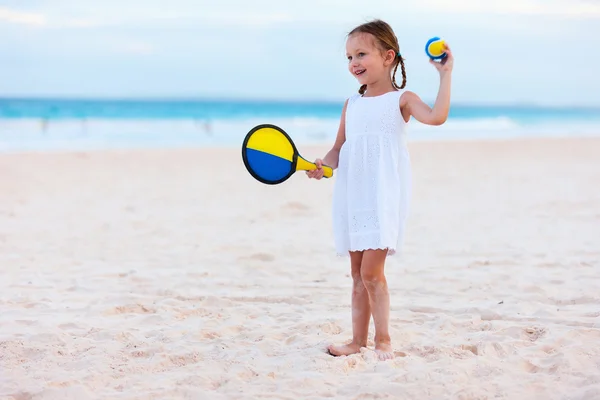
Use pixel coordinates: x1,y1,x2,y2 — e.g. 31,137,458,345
241,124,333,185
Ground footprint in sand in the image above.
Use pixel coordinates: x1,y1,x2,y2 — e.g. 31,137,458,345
460,344,479,356
522,285,547,294
550,296,598,306
282,201,311,211
319,322,343,335
8,392,34,400
105,304,156,315
237,366,260,382
407,344,442,360
583,311,600,318
167,352,203,367
449,344,478,360
341,357,364,372
130,349,153,358
469,259,491,267
522,356,561,374
478,342,508,359
238,253,275,262
174,307,211,320
281,201,313,217
523,326,547,341
537,261,563,268
198,330,221,340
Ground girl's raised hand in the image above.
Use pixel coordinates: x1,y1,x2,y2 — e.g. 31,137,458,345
430,42,454,74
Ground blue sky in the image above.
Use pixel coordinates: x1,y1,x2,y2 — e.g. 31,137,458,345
2,0,600,106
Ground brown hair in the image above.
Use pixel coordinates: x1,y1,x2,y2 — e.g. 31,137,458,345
348,19,406,95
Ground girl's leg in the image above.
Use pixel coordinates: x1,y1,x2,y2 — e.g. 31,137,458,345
360,249,394,360
327,250,371,356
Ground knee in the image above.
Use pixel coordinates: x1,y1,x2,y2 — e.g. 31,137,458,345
360,268,384,289
351,270,363,285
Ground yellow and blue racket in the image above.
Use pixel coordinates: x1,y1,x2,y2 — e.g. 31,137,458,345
241,124,333,185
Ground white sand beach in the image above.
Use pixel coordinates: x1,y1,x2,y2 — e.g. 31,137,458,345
1,137,599,399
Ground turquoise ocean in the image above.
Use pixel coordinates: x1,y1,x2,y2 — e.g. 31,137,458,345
1,97,599,152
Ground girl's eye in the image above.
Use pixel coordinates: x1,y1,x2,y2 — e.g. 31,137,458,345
347,53,365,61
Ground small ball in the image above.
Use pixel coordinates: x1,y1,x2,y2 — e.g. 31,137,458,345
425,37,447,60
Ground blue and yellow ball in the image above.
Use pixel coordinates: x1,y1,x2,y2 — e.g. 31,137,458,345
425,37,447,60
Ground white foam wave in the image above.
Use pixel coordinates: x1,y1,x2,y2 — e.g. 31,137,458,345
0,116,598,153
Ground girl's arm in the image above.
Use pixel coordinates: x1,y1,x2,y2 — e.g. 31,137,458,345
306,99,348,179
401,43,454,126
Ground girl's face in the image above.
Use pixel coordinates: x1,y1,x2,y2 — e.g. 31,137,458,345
346,33,392,87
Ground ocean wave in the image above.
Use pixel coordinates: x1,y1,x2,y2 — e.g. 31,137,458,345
0,116,599,153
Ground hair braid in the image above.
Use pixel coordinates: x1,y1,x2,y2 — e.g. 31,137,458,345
391,60,400,90
395,55,406,89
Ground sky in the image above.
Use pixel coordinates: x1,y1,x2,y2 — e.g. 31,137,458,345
1,0,600,106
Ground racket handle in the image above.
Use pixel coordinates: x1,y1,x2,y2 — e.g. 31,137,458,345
321,165,333,178
296,156,334,179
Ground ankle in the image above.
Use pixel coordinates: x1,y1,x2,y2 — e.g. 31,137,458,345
374,334,391,344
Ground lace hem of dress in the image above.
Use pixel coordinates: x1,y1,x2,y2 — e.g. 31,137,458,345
335,246,397,257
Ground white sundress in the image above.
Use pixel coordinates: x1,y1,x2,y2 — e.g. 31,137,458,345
332,90,412,257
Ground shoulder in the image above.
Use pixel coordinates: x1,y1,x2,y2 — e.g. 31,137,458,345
340,96,352,114
347,93,361,105
399,90,421,107
398,90,420,123
341,93,360,116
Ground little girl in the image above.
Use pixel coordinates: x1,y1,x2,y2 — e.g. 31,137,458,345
307,19,453,360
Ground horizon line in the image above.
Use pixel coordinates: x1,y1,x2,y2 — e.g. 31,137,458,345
1,95,600,110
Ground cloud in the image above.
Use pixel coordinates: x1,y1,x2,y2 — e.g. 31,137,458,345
1,0,598,104
415,0,600,18
3,0,598,34
0,7,46,25
0,2,297,30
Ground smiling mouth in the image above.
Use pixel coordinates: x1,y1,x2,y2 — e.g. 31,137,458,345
355,69,365,76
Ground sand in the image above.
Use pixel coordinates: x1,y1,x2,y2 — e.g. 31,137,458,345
1,137,599,399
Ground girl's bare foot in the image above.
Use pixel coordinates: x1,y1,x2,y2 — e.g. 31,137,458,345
327,342,363,356
375,341,394,361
